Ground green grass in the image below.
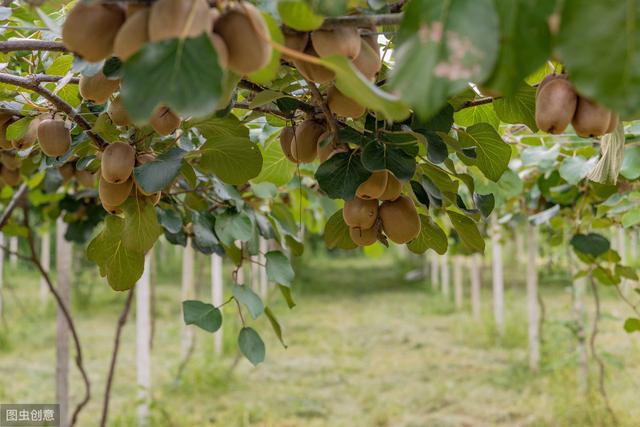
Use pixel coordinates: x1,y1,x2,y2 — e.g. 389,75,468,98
0,249,638,426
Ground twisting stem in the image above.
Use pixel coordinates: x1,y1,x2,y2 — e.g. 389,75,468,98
99,288,135,427
0,39,67,52
320,13,403,28
589,275,618,426
22,206,91,427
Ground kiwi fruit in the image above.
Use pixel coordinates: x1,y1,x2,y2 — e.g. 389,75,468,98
214,3,272,75
37,119,71,157
126,3,147,17
11,118,38,150
536,73,565,95
316,131,333,163
101,141,135,184
293,43,335,83
279,126,296,162
379,195,420,244
107,96,131,126
102,203,123,215
352,37,381,80
350,225,378,246
311,27,361,59
606,112,619,134
572,97,612,138
379,172,402,201
113,7,150,61
62,2,125,62
356,171,388,200
99,175,133,207
59,162,75,183
343,197,378,229
150,107,181,136
75,169,96,188
0,152,20,171
79,72,120,104
291,120,325,163
148,0,211,42
535,78,577,134
0,120,12,150
0,166,20,187
283,28,309,60
209,33,230,69
327,86,366,118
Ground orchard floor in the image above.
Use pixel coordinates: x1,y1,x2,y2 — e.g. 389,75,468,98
1,251,639,427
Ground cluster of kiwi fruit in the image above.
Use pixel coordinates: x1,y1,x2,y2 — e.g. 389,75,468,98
62,0,271,75
283,24,382,119
343,171,421,247
98,141,160,214
535,73,618,137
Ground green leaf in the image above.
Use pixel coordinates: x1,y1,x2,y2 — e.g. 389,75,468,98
247,12,283,85
473,193,495,218
623,318,640,333
319,55,411,121
191,212,219,252
324,209,357,250
238,327,266,366
558,0,640,119
121,35,223,123
265,250,294,287
622,207,640,228
121,198,163,254
198,137,263,185
214,210,254,246
157,208,182,234
278,0,324,31
87,216,145,291
621,146,640,180
193,115,249,139
253,132,295,186
182,300,222,333
453,102,499,129
447,210,484,253
457,123,510,182
570,233,610,257
134,147,185,193
361,140,416,180
232,284,264,320
407,214,448,255
265,306,287,348
5,117,33,141
559,156,596,186
315,151,371,200
279,284,296,308
390,0,499,119
493,84,538,132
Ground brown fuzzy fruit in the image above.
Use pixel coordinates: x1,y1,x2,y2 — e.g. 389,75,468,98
0,120,12,150
148,0,211,42
209,33,229,69
79,72,120,104
572,97,611,138
356,171,388,200
101,142,135,184
606,112,619,134
37,119,71,157
327,86,365,118
113,7,150,61
291,120,325,163
214,3,272,75
311,27,361,59
11,119,38,150
102,203,123,215
150,107,181,136
62,2,125,62
126,3,147,17
107,96,131,126
59,163,75,183
350,225,378,246
535,78,577,134
283,29,309,60
536,73,566,95
75,169,96,188
379,195,420,244
343,197,378,230
293,43,335,83
99,175,133,207
0,152,20,170
352,37,381,80
1,166,20,187
279,126,296,162
316,131,334,163
379,172,402,201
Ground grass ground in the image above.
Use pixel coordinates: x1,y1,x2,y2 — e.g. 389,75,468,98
0,248,638,426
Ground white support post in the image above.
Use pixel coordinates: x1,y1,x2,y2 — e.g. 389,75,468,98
430,252,439,290
258,238,268,298
40,231,50,305
453,256,464,310
527,222,540,371
470,254,481,320
181,240,195,359
9,236,17,268
211,254,224,355
250,255,259,293
441,252,450,298
55,219,71,427
136,254,152,427
492,215,505,336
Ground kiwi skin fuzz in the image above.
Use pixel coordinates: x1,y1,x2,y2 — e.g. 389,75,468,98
291,120,325,163
148,0,211,42
350,225,378,246
357,171,388,200
79,72,120,105
37,119,71,157
572,97,612,138
107,96,131,126
311,27,361,59
101,142,136,184
343,197,378,230
279,126,297,162
535,78,577,135
99,175,133,207
113,7,150,61
379,195,421,244
379,172,402,202
150,107,181,136
327,86,366,118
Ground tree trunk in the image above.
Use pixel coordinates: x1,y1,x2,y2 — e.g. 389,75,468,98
211,254,224,355
56,218,71,427
136,254,152,427
572,269,589,393
515,229,525,264
9,236,17,268
441,252,450,299
454,256,464,310
470,254,481,320
259,238,268,298
492,216,505,336
40,231,50,305
527,222,540,371
181,240,195,359
430,252,439,291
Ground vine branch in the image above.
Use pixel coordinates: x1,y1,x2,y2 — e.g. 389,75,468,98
0,182,28,230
